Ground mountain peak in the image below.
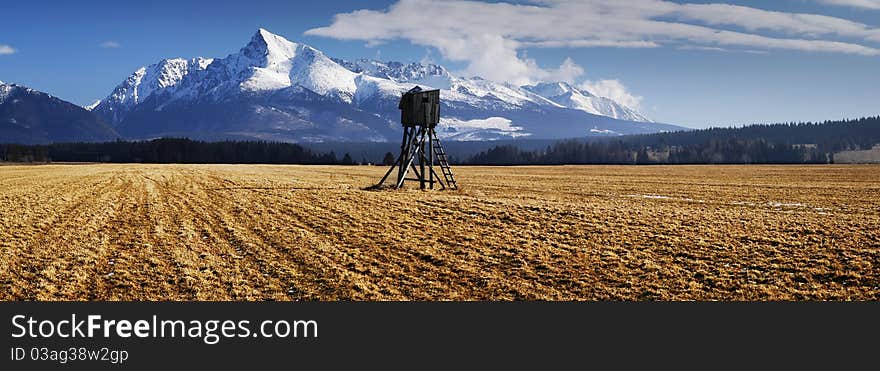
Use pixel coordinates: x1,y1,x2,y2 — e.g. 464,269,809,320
526,81,579,98
256,28,277,40
521,81,651,122
93,57,215,124
244,28,301,61
231,28,357,95
250,28,278,47
84,100,102,111
333,58,452,88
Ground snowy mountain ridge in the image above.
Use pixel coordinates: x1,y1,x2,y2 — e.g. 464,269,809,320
93,57,214,124
0,82,12,104
91,28,678,142
523,82,651,123
1,82,44,104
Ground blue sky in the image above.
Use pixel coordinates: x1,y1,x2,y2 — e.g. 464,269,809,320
1,0,878,128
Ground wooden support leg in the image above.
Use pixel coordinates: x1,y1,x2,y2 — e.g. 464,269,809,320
377,126,411,188
429,127,435,189
396,127,417,188
419,127,427,190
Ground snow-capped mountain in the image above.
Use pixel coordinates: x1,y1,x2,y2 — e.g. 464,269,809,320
332,58,454,89
1,82,118,144
182,29,358,100
92,28,680,142
336,59,651,123
92,57,214,125
523,82,651,123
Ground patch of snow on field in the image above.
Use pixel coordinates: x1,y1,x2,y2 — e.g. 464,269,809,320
768,202,806,208
627,194,671,200
625,194,706,203
730,200,835,214
628,195,835,213
682,198,705,203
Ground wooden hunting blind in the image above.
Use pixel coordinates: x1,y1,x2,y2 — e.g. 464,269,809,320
376,86,457,190
398,87,440,127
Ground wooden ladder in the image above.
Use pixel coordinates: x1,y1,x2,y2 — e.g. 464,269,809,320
431,135,457,190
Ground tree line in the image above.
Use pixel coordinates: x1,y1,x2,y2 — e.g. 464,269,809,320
2,116,878,165
465,116,879,165
0,138,350,164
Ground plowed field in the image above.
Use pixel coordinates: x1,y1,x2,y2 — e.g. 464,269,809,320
1,164,877,300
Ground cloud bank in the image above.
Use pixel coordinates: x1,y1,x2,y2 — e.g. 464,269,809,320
814,0,880,9
306,0,880,108
0,45,16,55
580,80,644,110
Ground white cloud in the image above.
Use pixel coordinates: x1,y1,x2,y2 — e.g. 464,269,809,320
307,0,880,111
0,45,16,55
677,45,768,54
418,49,433,65
306,0,880,85
580,79,644,110
814,0,880,9
678,45,729,52
521,40,661,49
669,3,880,42
545,57,585,84
307,0,597,84
100,41,121,48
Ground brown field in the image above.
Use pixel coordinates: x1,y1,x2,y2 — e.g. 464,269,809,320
0,164,878,301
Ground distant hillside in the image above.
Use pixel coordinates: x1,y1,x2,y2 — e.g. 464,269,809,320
466,117,880,165
0,82,119,145
618,117,880,152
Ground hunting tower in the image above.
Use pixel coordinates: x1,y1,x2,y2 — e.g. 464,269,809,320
376,86,457,190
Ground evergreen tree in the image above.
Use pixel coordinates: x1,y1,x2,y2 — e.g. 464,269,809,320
382,152,396,166
636,149,651,164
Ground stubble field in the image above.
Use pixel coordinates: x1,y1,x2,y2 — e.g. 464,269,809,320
0,164,878,301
